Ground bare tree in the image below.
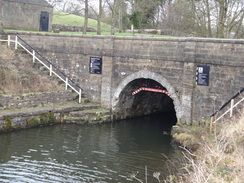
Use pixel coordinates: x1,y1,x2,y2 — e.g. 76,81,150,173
190,0,244,38
105,0,116,35
159,0,244,38
49,0,244,38
127,0,165,29
118,0,123,32
97,0,103,35
105,0,129,33
88,0,105,35
158,0,195,36
47,0,63,9
47,0,81,13
83,0,88,34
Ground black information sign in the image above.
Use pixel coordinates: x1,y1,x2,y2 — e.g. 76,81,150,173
89,57,102,74
196,65,210,86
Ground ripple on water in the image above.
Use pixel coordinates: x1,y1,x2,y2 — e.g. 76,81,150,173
0,114,182,182
0,159,112,182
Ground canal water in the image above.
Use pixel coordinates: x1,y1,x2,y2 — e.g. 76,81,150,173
0,114,182,183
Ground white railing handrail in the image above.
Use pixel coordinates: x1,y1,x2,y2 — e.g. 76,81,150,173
0,34,82,103
0,39,8,42
213,97,244,123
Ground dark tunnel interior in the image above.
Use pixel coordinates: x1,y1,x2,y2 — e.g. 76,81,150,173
115,78,177,126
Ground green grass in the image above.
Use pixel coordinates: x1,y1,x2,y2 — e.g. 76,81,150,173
5,11,174,38
52,11,173,38
53,11,111,32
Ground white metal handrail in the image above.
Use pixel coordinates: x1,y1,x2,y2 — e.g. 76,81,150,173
0,39,8,42
1,34,82,103
214,97,244,123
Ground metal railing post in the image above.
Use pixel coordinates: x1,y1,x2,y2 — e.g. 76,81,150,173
230,99,234,117
79,89,82,103
65,77,68,90
32,50,35,63
15,36,18,49
213,97,244,124
50,64,52,76
210,115,214,132
7,35,10,47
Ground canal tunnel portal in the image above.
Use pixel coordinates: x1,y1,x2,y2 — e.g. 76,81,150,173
14,33,244,124
112,71,181,126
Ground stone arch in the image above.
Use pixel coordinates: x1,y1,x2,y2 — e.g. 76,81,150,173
112,70,182,121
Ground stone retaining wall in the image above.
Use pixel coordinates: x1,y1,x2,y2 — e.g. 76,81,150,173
7,32,244,124
52,24,96,32
0,91,76,110
0,104,111,133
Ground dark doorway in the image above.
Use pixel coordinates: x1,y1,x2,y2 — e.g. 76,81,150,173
40,12,49,31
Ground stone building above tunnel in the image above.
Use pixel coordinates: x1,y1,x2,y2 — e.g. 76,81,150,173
0,0,53,31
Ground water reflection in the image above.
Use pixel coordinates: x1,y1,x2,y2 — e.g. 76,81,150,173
0,113,182,182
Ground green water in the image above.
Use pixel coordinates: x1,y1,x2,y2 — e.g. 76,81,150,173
0,114,182,182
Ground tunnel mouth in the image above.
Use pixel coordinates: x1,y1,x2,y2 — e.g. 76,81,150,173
114,78,177,126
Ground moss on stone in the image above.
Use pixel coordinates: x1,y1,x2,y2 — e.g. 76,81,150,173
40,112,56,124
27,117,40,127
172,124,207,151
173,132,199,151
27,112,56,127
4,117,12,129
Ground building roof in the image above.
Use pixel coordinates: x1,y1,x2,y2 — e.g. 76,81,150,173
8,0,52,7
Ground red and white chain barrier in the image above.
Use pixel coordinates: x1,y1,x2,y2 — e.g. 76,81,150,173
132,87,172,98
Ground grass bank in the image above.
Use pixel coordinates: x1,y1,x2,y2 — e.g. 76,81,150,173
0,45,63,94
4,11,173,38
172,110,244,183
53,11,111,32
52,11,173,37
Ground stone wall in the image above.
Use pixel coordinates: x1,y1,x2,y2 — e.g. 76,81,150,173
111,38,243,123
0,21,3,33
0,91,76,110
52,24,96,32
192,41,243,122
0,0,53,31
0,104,111,132
9,32,244,124
0,1,3,26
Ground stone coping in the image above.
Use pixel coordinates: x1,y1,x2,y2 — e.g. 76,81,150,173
0,103,101,119
8,31,244,44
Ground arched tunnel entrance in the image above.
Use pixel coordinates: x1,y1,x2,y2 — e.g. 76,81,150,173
112,72,180,127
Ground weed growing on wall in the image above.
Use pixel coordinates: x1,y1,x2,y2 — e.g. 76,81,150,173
27,112,56,127
3,117,12,130
40,112,56,124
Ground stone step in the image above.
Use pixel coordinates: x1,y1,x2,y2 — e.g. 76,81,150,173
0,103,101,118
0,92,77,110
69,108,110,117
64,108,111,124
0,103,112,132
